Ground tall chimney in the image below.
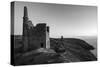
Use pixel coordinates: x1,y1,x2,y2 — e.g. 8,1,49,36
22,6,29,52
23,6,28,22
24,6,28,17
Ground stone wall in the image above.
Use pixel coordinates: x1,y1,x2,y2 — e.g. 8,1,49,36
28,23,47,50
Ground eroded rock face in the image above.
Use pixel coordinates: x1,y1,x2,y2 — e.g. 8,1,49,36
50,38,97,61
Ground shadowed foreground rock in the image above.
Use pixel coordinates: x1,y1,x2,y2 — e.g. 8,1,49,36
13,37,97,66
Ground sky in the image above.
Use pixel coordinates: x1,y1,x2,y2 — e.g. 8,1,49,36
13,1,97,38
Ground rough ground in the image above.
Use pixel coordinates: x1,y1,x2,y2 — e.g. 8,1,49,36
13,37,97,66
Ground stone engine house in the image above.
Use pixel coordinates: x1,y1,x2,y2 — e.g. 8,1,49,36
23,6,50,51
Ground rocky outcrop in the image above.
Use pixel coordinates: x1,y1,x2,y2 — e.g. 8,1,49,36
50,38,97,61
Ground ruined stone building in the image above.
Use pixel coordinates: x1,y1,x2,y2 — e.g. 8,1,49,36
23,6,50,51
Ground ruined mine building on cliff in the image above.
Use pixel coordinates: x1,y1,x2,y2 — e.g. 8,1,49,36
22,6,50,51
